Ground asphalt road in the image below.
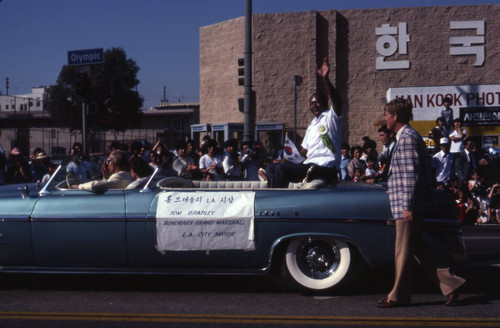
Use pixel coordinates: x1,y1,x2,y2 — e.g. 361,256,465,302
0,262,499,328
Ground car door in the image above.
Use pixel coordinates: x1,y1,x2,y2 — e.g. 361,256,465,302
141,190,257,269
31,189,127,267
0,184,38,266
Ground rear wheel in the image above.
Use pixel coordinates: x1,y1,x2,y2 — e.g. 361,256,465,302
282,236,352,292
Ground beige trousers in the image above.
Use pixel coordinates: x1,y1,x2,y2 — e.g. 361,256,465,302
388,219,466,303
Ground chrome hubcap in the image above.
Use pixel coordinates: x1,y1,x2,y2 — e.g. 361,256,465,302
297,239,340,279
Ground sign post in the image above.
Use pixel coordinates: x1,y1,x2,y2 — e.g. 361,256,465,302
67,48,104,155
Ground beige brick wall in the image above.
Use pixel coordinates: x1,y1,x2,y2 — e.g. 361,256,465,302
200,5,500,150
200,17,245,124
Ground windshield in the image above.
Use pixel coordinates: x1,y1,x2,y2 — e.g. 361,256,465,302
39,161,166,194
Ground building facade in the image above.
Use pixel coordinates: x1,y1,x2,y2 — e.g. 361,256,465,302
0,85,199,156
200,5,500,151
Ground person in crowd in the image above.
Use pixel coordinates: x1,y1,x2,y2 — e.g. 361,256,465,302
31,151,50,182
428,116,447,149
151,138,169,160
376,98,465,308
186,139,202,180
440,96,454,133
455,138,476,183
6,156,33,183
125,157,154,190
222,139,242,181
364,154,378,183
488,182,500,224
67,154,88,180
258,157,270,182
198,135,211,157
361,136,371,149
360,139,378,166
339,143,351,181
468,170,486,201
41,162,57,184
377,125,395,182
157,146,176,177
199,139,221,181
266,56,343,187
148,150,161,169
129,140,145,163
447,176,462,202
71,150,133,193
463,195,481,225
352,167,364,182
347,146,366,181
240,141,260,181
449,118,466,176
431,137,452,185
173,141,198,179
81,154,98,179
130,156,153,179
467,170,490,224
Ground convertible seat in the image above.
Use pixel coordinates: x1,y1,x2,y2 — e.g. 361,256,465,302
125,176,150,190
192,180,268,189
157,178,268,190
288,179,327,189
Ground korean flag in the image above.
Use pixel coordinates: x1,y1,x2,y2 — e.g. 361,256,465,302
284,134,305,164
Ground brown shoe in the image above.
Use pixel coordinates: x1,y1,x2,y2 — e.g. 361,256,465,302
376,297,408,308
445,284,465,306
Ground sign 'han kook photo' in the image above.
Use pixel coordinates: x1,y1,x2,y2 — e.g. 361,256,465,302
387,84,500,126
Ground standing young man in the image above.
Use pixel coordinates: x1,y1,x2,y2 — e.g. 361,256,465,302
440,96,454,134
377,98,465,308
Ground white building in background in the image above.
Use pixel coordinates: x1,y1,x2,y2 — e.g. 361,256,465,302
0,87,49,113
0,86,200,157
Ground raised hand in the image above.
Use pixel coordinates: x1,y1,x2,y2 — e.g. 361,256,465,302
316,56,330,80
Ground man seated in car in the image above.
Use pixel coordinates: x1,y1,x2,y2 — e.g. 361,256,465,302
71,150,134,193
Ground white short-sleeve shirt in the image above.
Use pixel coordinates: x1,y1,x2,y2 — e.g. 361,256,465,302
301,106,342,168
199,154,221,180
449,129,466,154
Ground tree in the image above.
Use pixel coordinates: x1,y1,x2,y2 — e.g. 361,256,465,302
48,47,144,132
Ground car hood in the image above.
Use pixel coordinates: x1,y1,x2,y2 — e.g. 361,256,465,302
0,183,40,197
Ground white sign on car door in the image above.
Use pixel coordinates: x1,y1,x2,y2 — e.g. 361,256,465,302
156,191,255,251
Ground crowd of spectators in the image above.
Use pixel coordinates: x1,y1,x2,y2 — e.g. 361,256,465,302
339,124,499,225
0,128,497,225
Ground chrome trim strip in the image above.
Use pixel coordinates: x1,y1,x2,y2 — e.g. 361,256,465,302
0,216,30,221
31,216,125,222
0,266,269,276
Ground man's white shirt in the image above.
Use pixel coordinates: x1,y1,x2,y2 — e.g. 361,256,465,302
301,106,342,168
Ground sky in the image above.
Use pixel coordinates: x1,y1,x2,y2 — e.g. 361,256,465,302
1,0,498,109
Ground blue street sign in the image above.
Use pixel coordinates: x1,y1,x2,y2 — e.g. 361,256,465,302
67,48,104,65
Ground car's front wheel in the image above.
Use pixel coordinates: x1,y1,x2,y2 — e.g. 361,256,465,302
282,236,353,292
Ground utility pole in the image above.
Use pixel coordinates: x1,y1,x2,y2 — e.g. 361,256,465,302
242,0,253,143
293,75,303,144
5,77,9,95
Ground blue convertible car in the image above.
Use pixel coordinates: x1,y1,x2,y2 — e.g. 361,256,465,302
0,165,465,292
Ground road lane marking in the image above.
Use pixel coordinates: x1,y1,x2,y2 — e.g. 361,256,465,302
0,312,499,326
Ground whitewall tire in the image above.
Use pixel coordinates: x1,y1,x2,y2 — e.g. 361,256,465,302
283,236,352,291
